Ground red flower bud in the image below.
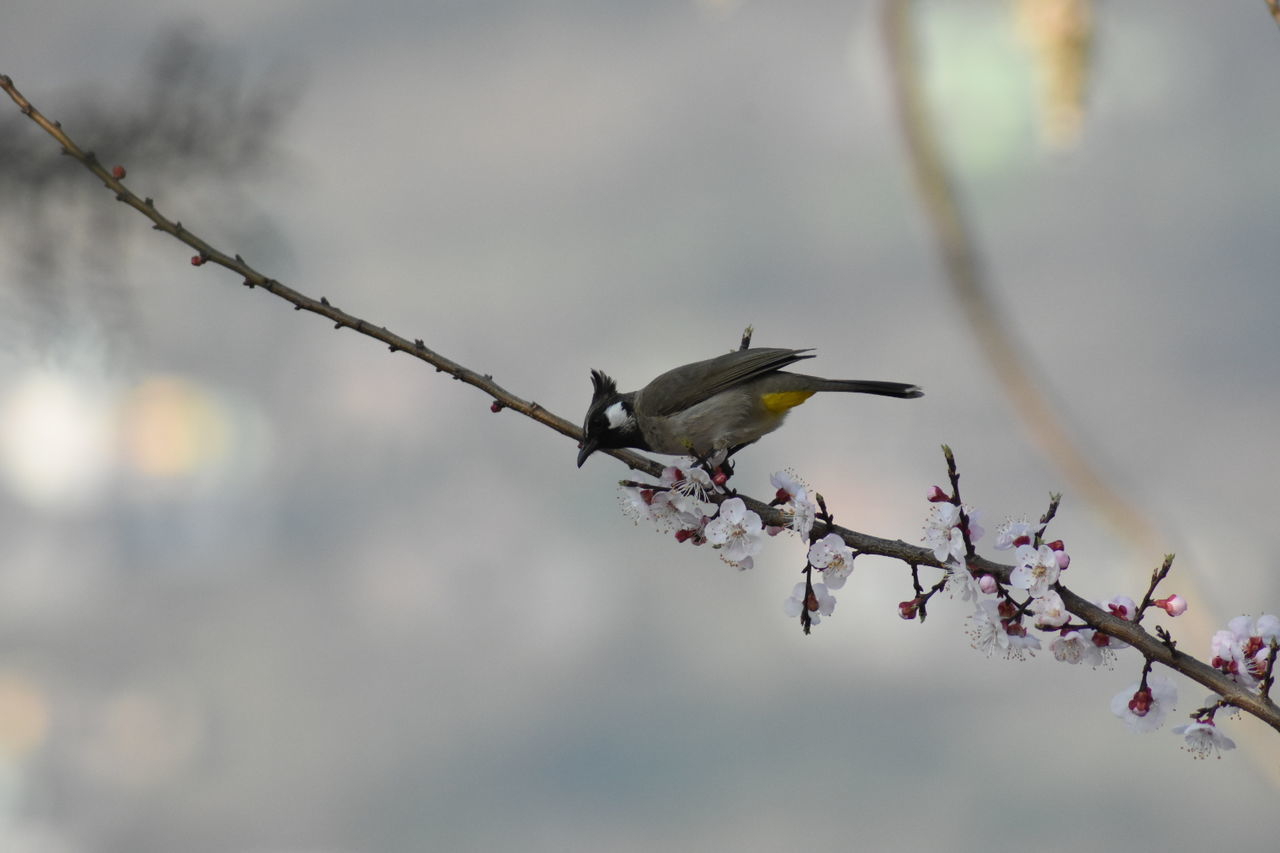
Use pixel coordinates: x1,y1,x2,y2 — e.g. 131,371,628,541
1128,687,1153,716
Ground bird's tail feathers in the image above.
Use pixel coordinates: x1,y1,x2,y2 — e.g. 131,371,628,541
803,377,924,399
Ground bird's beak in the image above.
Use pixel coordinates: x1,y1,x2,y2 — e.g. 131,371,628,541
576,437,598,468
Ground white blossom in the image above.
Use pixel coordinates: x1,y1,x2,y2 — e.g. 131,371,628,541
807,532,855,590
1111,674,1177,733
704,497,765,569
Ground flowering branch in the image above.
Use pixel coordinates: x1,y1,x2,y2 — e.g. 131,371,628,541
4,74,1278,752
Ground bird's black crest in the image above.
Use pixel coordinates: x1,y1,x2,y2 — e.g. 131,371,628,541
589,369,617,400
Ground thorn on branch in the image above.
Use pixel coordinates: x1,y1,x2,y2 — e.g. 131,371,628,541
320,297,330,307
144,197,154,207
414,339,425,349
242,279,255,288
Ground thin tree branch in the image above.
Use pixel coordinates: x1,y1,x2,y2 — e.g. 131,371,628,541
4,73,1278,736
0,72,659,479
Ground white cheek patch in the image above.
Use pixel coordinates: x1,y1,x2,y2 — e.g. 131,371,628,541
604,401,631,430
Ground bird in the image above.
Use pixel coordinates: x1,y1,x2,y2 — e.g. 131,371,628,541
576,347,922,467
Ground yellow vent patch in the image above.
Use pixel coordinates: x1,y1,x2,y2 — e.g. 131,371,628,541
761,390,814,414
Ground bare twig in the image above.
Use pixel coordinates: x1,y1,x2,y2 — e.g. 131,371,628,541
0,73,662,480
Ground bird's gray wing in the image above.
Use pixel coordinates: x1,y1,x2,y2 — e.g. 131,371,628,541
636,347,815,417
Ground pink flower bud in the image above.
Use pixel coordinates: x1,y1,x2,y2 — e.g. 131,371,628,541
1155,594,1187,617
1056,551,1071,570
978,574,998,594
111,165,126,179
898,598,921,620
926,485,950,503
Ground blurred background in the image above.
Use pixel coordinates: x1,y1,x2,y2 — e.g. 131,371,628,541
1,1,1278,851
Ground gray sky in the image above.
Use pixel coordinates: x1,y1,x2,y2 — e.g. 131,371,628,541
1,1,1278,851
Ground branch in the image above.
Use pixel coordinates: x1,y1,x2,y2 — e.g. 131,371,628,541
5,73,1278,739
0,73,661,480
774,486,1280,732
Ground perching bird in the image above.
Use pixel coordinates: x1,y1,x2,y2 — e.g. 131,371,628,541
576,347,922,466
